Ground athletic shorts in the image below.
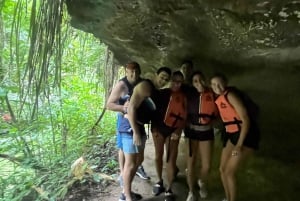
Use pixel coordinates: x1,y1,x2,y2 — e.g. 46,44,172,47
223,125,260,150
151,123,176,138
184,128,214,141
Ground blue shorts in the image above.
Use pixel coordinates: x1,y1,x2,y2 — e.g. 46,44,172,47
116,132,122,149
120,133,146,154
116,113,122,149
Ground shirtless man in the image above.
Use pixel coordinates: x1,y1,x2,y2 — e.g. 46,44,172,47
126,67,171,201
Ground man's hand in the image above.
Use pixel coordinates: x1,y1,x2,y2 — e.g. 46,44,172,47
133,133,142,146
123,100,129,114
170,133,180,140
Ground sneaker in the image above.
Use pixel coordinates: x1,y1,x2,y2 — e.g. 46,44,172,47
118,192,142,201
198,179,207,198
165,189,175,201
186,191,196,201
152,181,165,196
136,165,150,180
119,193,126,201
199,188,207,199
131,192,142,200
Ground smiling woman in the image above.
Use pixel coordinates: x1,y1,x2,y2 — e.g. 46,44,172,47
210,73,260,201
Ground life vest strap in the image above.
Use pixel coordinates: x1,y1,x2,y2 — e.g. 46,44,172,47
223,118,242,133
198,113,214,118
223,119,242,126
166,137,171,163
168,112,184,128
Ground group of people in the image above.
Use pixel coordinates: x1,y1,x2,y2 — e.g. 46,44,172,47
106,61,260,201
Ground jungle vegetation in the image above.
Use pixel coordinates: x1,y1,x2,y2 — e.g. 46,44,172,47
0,1,119,200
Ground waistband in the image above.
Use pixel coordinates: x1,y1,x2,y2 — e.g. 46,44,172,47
137,120,145,125
188,124,212,131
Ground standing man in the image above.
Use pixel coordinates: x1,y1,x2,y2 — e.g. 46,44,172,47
106,61,149,201
126,67,172,201
179,60,194,85
151,71,187,201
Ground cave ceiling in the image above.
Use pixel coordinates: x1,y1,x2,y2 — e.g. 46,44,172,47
66,0,300,72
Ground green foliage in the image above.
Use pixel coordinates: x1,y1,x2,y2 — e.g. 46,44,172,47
0,0,119,200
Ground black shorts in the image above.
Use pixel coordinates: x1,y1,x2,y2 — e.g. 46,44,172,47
184,128,214,141
223,125,260,150
152,123,176,138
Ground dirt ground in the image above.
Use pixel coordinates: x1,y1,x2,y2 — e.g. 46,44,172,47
64,127,300,201
83,134,225,201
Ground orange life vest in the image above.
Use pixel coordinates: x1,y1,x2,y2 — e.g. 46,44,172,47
215,90,242,133
198,90,218,125
164,91,187,128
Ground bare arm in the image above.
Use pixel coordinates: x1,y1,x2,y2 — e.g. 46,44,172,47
227,91,250,148
106,81,127,113
127,81,152,144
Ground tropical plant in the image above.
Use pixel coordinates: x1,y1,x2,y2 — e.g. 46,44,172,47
0,0,119,200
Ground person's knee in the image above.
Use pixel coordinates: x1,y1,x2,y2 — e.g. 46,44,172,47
219,165,225,175
169,151,178,163
224,167,236,178
188,155,196,166
220,164,236,179
166,157,176,168
118,149,124,157
201,164,210,174
155,150,163,161
125,161,136,172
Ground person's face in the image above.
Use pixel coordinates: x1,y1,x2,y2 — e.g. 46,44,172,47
192,74,205,92
156,71,170,89
181,64,192,79
170,74,184,92
210,77,226,95
126,68,140,83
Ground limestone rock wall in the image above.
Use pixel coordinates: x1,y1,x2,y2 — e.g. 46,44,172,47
66,0,300,162
66,0,300,69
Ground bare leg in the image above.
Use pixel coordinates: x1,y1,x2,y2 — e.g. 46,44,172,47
123,153,138,201
186,139,198,193
198,140,213,182
166,136,180,190
152,131,165,182
219,141,233,201
119,149,125,176
225,146,253,201
220,141,253,201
